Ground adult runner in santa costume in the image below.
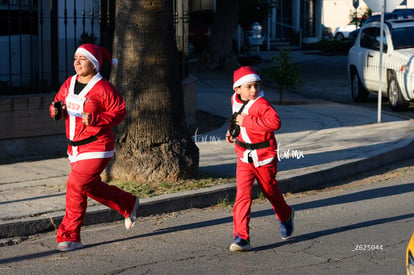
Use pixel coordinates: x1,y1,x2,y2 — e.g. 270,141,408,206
226,66,294,252
50,44,139,252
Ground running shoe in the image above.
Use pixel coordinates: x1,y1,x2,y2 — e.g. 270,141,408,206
125,197,140,230
280,209,294,240
229,236,252,252
57,241,84,252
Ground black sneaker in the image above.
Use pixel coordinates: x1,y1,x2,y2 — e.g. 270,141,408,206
229,236,252,252
280,209,294,240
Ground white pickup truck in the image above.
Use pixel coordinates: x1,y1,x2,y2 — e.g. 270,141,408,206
347,19,414,111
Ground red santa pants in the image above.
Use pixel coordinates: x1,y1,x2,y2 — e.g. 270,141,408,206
57,158,136,243
233,158,292,241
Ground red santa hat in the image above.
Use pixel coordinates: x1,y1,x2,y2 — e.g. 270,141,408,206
75,43,117,72
233,66,261,89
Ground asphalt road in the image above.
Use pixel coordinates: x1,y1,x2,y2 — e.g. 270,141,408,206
296,53,352,104
1,157,413,275
296,53,414,119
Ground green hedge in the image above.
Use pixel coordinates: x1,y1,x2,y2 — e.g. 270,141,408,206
302,40,352,55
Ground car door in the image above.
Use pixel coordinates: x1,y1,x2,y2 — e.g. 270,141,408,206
362,27,388,92
360,27,378,90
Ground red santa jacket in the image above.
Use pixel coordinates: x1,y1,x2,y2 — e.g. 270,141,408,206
50,73,126,162
231,92,281,167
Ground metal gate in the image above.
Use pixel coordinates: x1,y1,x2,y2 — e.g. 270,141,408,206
0,0,189,95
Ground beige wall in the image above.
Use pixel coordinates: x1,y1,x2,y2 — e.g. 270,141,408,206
322,0,368,33
323,0,414,33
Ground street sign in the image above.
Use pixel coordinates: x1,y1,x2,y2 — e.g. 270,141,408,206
364,0,403,12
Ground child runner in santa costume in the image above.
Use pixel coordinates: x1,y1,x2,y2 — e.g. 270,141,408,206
50,43,139,252
226,66,294,252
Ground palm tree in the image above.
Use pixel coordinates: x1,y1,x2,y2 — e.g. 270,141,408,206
107,0,199,183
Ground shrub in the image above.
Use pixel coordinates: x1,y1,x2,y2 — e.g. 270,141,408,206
260,50,300,104
302,40,351,55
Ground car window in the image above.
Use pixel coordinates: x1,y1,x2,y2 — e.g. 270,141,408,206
360,27,387,52
372,29,387,52
391,26,414,49
360,28,376,49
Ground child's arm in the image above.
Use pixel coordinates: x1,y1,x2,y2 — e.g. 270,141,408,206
242,103,281,132
241,101,281,132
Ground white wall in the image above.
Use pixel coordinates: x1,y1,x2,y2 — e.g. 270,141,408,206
395,0,414,8
323,0,414,34
322,0,368,33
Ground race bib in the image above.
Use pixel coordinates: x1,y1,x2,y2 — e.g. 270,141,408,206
66,94,85,117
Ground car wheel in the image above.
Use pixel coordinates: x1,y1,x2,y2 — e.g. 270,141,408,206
388,74,409,111
335,32,344,40
351,70,368,102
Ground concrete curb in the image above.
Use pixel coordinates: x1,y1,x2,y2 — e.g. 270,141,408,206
2,132,414,239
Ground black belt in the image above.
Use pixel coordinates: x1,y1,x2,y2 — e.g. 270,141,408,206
67,136,97,146
235,139,270,150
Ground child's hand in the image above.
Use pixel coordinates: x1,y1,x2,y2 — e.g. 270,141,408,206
226,133,234,143
50,104,59,117
82,112,92,126
236,113,246,125
50,102,66,117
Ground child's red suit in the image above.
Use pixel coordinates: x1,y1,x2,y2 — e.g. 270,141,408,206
51,73,136,243
231,92,293,241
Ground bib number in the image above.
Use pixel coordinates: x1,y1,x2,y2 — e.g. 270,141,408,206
66,94,85,117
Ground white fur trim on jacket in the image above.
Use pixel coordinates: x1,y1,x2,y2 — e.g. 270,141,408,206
68,150,114,162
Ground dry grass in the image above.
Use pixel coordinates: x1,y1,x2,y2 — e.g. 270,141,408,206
111,176,236,198
109,109,232,198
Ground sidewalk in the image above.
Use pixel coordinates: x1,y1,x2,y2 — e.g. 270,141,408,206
1,51,414,239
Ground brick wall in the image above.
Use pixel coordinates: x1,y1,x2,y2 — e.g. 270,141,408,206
0,93,67,163
0,93,65,140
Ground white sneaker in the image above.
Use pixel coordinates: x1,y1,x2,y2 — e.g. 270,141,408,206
125,197,139,230
57,241,84,252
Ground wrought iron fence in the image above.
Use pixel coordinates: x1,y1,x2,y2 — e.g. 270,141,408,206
0,0,189,96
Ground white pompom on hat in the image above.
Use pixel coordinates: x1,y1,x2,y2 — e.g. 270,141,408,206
75,43,116,72
233,66,261,89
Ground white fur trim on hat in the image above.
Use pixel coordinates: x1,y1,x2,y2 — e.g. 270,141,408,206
233,74,261,89
75,47,100,72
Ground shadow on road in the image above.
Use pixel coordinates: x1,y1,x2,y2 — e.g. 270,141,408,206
1,182,413,264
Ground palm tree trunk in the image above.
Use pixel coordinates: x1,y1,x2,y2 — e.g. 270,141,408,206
199,0,240,70
107,0,199,183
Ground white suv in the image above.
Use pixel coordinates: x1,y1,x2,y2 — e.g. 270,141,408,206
348,19,414,111
334,17,363,40
334,24,358,40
